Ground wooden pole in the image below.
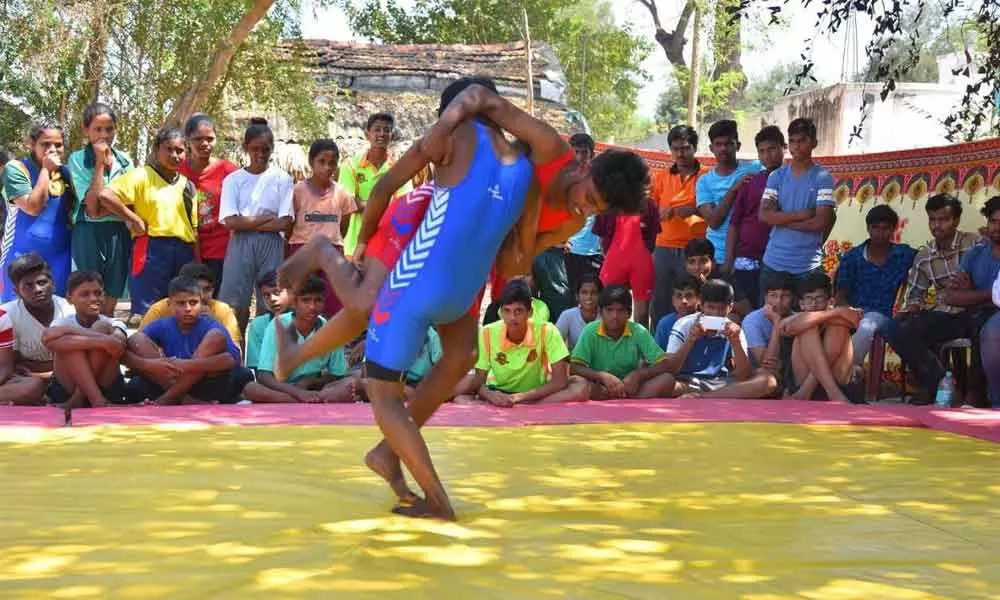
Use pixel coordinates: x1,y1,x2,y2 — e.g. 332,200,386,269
687,4,702,127
523,6,535,116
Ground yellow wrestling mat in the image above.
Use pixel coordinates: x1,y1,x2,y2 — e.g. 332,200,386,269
1,423,999,599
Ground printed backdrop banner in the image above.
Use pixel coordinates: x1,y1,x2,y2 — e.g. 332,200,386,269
597,137,998,272
596,137,1000,391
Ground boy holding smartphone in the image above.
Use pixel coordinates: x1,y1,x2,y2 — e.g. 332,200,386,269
664,278,753,395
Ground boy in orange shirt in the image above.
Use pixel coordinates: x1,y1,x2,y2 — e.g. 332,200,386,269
650,125,707,328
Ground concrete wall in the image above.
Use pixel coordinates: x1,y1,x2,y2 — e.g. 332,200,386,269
741,82,963,155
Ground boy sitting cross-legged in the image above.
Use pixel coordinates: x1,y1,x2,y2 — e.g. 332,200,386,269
43,271,128,407
571,285,676,399
124,275,246,405
454,280,588,406
779,271,862,403
243,276,355,404
140,262,243,347
665,279,753,397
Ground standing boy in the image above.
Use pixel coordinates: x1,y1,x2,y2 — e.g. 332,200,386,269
724,125,786,314
759,118,837,285
696,120,763,266
651,125,706,327
339,113,409,256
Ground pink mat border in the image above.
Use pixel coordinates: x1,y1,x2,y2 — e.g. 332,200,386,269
2,400,997,443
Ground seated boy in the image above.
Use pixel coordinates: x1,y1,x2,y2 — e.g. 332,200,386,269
0,253,76,383
245,270,283,375
665,279,755,397
243,276,355,404
349,328,444,403
455,280,587,406
571,285,675,399
482,273,551,326
778,271,862,403
124,276,245,405
140,262,242,347
739,271,799,399
684,239,723,284
43,271,128,407
0,312,48,406
653,274,701,350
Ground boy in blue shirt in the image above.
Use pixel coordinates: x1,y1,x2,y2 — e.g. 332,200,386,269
759,118,837,283
696,119,763,265
664,279,753,397
834,205,916,366
124,276,245,405
653,274,700,350
244,276,354,403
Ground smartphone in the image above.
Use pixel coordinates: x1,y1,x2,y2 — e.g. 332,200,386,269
699,315,728,333
304,212,339,223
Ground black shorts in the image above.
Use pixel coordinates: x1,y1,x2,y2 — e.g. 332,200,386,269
48,374,126,406
124,368,253,404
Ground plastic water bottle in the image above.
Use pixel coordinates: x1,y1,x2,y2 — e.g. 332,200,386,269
934,371,955,408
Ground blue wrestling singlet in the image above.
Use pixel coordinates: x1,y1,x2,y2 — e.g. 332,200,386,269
366,122,533,377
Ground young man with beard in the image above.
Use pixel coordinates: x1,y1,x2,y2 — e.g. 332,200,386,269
885,194,982,404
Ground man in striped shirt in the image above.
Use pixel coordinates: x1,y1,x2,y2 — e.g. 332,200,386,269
884,194,982,403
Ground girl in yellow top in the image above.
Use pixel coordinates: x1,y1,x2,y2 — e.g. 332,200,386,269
98,126,198,315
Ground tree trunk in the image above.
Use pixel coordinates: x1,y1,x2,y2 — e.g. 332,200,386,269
165,0,275,127
709,0,745,118
67,0,113,148
638,0,697,100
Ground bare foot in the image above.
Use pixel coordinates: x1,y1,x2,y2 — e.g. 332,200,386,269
679,392,703,399
279,237,334,290
365,445,420,504
391,499,457,521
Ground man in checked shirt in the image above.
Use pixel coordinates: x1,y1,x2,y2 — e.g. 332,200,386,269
884,194,985,404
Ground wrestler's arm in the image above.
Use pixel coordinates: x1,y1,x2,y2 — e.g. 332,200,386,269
358,141,430,246
431,84,569,164
496,183,542,278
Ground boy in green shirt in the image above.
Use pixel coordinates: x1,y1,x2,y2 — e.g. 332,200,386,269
455,280,587,406
243,276,355,403
338,112,411,256
571,285,676,399
244,270,283,372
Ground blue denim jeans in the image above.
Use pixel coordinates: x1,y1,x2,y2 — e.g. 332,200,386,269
852,311,892,366
980,312,1000,408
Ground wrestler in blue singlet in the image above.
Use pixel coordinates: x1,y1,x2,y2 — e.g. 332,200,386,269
365,122,533,377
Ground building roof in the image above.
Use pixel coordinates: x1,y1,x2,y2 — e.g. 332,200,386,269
287,39,569,105
249,39,584,165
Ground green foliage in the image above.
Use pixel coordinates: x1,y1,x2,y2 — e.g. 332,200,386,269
859,2,974,83
741,63,821,114
340,0,650,140
0,0,324,158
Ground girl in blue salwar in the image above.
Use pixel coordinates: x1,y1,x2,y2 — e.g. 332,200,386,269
0,121,73,301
